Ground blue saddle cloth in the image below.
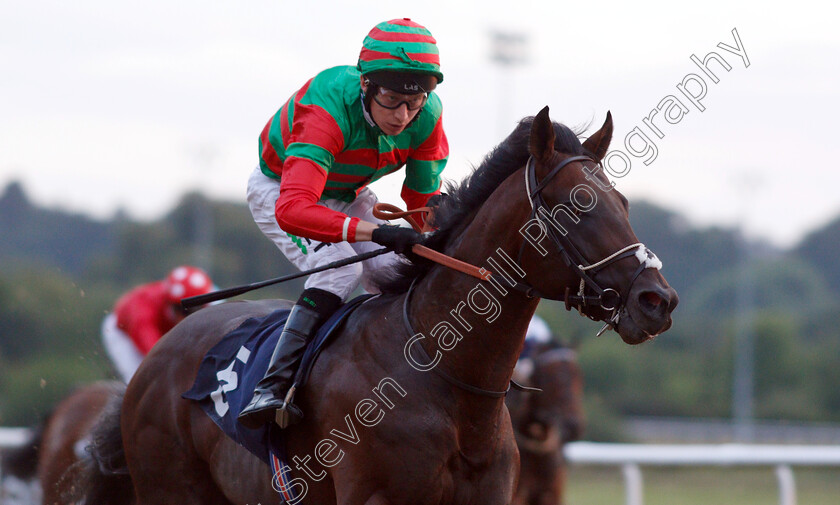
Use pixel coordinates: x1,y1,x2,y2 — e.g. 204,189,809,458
182,295,373,468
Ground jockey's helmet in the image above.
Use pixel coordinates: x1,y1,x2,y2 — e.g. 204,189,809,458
165,265,213,305
358,18,442,94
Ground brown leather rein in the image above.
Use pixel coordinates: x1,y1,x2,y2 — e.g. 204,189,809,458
372,203,491,282
374,202,541,398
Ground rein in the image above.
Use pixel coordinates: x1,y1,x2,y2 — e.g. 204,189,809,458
375,155,664,398
374,203,490,281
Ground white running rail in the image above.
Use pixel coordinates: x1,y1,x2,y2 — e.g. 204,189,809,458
0,427,35,503
0,428,30,449
565,442,840,505
5,430,840,505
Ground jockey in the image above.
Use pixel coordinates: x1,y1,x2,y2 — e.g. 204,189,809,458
101,266,214,382
521,315,552,360
513,315,553,381
239,18,448,429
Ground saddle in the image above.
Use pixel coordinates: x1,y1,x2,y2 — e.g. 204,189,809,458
182,295,374,466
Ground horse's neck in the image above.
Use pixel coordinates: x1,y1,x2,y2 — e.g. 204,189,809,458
412,170,539,402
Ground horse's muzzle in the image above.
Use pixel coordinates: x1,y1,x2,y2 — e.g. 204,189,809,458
618,279,679,344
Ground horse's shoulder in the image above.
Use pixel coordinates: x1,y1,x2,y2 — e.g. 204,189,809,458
318,296,406,362
303,295,412,404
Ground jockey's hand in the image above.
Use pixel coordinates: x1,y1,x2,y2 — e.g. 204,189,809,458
371,224,423,255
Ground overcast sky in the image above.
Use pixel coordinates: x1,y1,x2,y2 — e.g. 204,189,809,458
2,0,837,248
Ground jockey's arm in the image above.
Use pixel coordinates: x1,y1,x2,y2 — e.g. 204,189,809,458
353,221,377,241
120,303,163,355
132,324,162,356
274,158,380,243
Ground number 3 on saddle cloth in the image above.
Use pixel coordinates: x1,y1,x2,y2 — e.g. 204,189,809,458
182,294,375,503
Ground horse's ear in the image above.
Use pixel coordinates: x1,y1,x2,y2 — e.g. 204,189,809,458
581,111,613,162
529,106,555,164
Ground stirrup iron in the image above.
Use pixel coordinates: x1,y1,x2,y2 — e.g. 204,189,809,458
274,386,297,428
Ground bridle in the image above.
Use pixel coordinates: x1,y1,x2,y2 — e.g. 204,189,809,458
401,153,663,397
499,154,663,336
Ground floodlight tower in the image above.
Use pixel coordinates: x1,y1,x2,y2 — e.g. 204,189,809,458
732,229,756,442
732,174,762,442
489,30,529,139
189,143,218,274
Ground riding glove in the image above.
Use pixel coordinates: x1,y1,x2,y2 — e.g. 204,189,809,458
371,225,423,255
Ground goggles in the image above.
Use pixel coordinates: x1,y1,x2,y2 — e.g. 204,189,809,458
371,86,428,111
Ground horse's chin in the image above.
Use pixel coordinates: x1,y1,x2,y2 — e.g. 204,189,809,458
615,309,658,345
614,301,674,345
617,326,654,345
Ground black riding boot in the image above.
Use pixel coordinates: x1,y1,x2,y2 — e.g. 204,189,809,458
238,289,340,429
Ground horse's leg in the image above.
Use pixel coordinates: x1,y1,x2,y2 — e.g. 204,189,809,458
39,382,117,505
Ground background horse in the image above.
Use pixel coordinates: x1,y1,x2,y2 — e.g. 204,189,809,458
508,342,584,505
1,423,41,505
77,107,677,505
1,381,123,505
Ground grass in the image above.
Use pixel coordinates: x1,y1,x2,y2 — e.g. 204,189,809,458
564,465,840,505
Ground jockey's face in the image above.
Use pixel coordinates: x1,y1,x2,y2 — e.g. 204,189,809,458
361,78,422,136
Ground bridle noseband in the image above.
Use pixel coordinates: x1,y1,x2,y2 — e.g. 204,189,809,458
400,154,664,398
505,154,663,336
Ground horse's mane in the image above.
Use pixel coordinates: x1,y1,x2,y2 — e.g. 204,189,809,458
374,116,588,294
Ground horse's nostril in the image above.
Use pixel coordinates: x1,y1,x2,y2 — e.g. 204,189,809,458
638,288,678,322
640,290,663,309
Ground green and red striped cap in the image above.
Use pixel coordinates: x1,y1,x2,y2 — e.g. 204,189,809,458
357,18,443,87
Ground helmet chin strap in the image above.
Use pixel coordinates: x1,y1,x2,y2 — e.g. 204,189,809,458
360,90,377,128
362,76,432,134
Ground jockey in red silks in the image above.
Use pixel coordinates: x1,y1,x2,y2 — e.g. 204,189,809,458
239,18,449,429
101,266,214,382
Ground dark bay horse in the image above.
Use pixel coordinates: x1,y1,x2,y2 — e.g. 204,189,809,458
78,107,677,505
508,342,584,505
1,380,123,505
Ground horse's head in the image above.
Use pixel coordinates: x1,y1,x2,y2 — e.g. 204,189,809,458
519,107,678,344
527,344,584,443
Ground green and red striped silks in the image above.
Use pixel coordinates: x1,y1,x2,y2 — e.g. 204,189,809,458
259,66,448,205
